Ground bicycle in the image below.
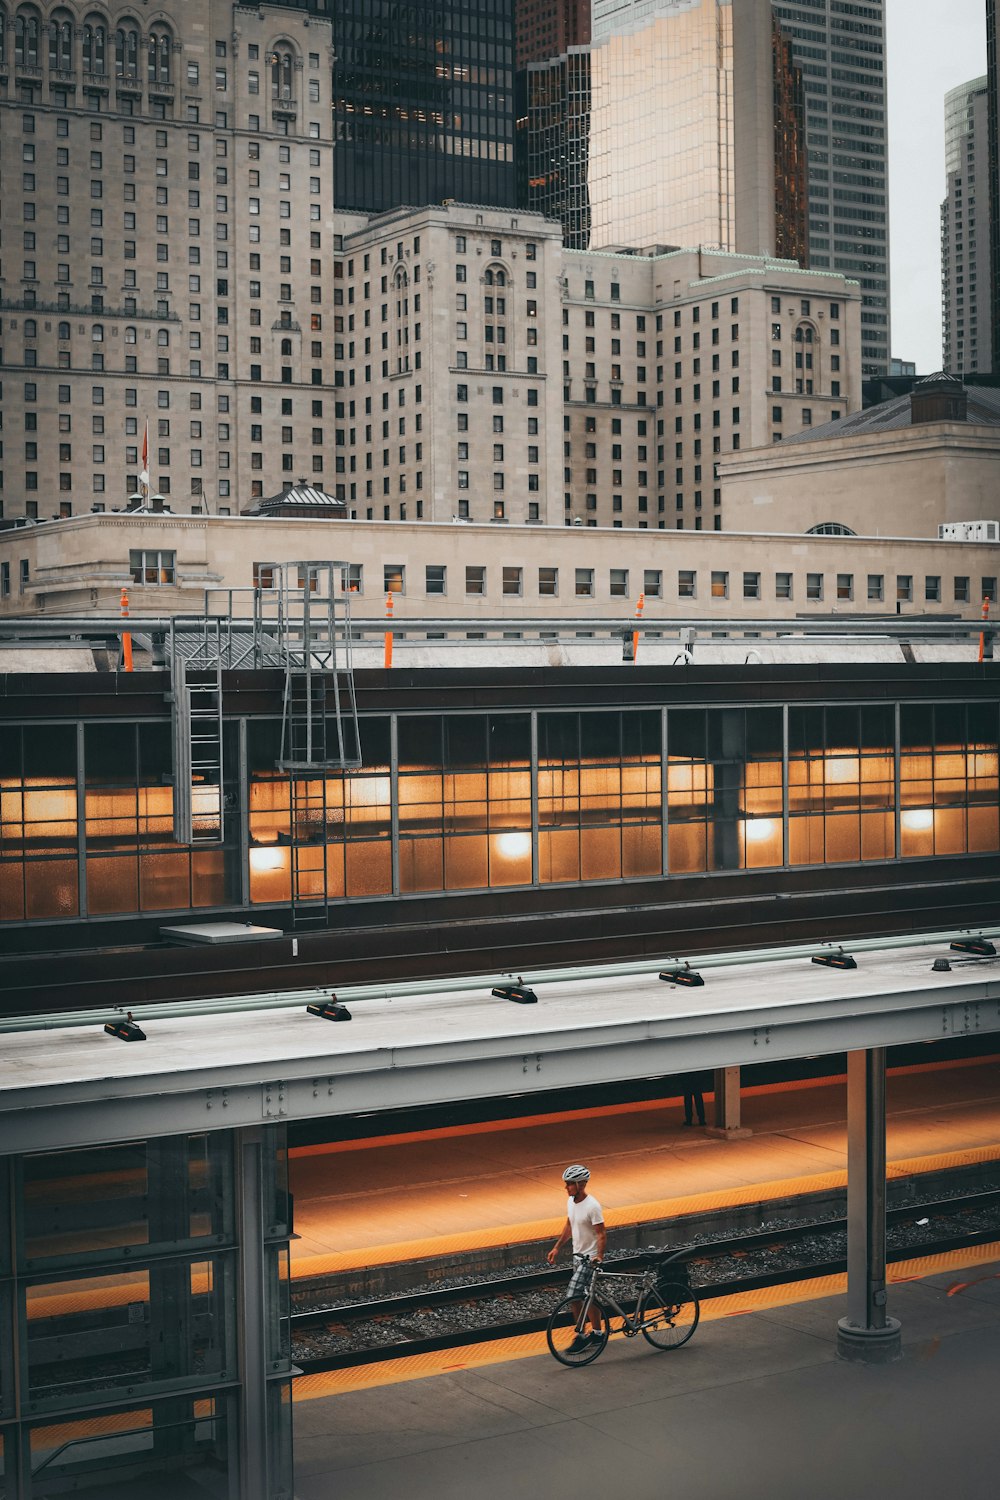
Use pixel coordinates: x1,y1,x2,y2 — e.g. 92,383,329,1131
546,1253,700,1367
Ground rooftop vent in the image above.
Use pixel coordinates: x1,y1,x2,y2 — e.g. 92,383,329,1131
910,373,967,426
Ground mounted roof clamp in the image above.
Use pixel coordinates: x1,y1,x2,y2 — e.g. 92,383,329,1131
104,1011,147,1042
306,993,353,1022
659,963,705,988
492,976,538,1004
811,948,858,971
949,937,997,957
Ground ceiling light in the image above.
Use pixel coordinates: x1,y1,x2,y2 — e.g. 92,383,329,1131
491,978,538,1004
104,1012,146,1042
949,938,997,957
306,995,352,1021
811,950,857,970
659,965,704,987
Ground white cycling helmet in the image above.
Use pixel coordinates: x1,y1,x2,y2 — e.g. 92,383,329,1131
562,1164,591,1183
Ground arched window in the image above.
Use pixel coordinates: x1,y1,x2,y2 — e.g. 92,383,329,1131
124,325,136,344
157,328,169,346
280,337,292,356
82,15,106,74
807,522,856,537
58,321,71,340
270,46,294,101
49,13,73,71
494,269,506,286
15,8,40,66
0,9,6,66
115,21,139,76
24,318,36,337
148,27,170,83
92,324,104,342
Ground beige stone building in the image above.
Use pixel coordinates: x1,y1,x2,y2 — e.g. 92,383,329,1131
719,376,1000,539
3,511,997,624
0,0,334,520
333,203,862,532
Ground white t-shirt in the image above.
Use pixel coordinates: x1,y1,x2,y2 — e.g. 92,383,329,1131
567,1193,604,1258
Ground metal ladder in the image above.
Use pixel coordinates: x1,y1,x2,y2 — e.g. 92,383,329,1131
171,645,224,845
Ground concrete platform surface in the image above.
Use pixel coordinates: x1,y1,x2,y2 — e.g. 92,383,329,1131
293,1256,1000,1500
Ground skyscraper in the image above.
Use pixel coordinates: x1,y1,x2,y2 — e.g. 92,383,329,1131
988,0,999,373
941,78,993,374
771,1,891,376
331,1,518,213
583,0,806,260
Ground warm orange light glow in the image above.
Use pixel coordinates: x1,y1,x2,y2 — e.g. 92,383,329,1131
744,818,776,843
901,809,934,832
250,846,286,872
495,831,531,859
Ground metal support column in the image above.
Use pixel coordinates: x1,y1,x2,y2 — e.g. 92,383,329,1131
837,1048,902,1363
707,1066,751,1138
236,1128,278,1500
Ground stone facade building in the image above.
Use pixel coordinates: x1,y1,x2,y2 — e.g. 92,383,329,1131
0,0,335,522
332,203,862,533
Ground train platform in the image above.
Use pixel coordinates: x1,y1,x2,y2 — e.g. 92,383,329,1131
291,1247,1000,1500
288,1057,1000,1280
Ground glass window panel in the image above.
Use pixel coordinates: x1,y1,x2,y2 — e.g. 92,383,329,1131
191,847,227,906
344,840,391,896
0,861,26,921
580,711,621,763
538,828,580,883
968,806,1000,852
323,842,346,899
933,808,967,856
824,814,861,864
444,715,486,768
489,713,530,767
399,837,443,892
742,817,782,868
539,713,579,765
139,851,190,909
789,815,825,866
28,1395,232,1493
622,823,661,877
488,831,531,886
667,822,707,873
21,1136,234,1267
23,723,76,784
85,720,137,784
86,854,138,913
581,826,621,880
444,834,488,890
397,715,442,769
25,859,77,918
25,1255,233,1409
249,843,291,903
861,811,895,861
899,810,934,858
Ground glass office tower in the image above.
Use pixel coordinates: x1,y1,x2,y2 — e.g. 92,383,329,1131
331,0,518,212
941,78,993,374
771,1,891,375
988,0,999,373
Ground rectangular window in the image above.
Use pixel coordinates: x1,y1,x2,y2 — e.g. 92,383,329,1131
775,572,793,600
575,568,594,597
502,566,522,597
837,573,854,601
867,574,884,602
925,575,941,603
425,564,446,595
954,576,970,603
677,570,696,599
465,565,486,596
129,549,175,585
743,572,760,600
807,573,823,601
609,568,629,598
384,564,404,594
643,569,662,599
897,575,913,602
711,571,729,599
539,567,558,597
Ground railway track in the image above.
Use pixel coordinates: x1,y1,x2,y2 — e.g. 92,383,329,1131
291,1187,1000,1375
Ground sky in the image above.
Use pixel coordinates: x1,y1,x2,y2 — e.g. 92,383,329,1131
886,0,988,369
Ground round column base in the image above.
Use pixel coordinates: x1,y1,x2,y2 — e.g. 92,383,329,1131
836,1316,902,1364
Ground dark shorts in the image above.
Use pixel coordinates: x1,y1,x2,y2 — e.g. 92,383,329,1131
567,1254,593,1300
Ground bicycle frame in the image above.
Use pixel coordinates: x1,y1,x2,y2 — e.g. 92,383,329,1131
577,1265,659,1335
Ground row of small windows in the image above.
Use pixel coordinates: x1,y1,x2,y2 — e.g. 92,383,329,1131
1,12,172,80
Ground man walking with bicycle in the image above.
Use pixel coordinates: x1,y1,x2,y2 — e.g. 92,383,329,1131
547,1164,606,1354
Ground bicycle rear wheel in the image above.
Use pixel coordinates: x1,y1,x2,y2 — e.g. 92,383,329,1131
638,1282,700,1349
546,1296,610,1366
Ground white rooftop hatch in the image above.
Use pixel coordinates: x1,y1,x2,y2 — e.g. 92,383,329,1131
159,922,285,946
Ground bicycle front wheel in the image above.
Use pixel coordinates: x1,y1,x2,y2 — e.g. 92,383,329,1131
638,1282,700,1349
546,1296,610,1366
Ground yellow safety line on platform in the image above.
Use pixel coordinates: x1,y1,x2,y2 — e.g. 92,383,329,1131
292,1240,1000,1403
291,1141,1000,1280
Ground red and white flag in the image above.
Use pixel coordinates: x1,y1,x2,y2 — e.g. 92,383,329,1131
139,419,150,486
